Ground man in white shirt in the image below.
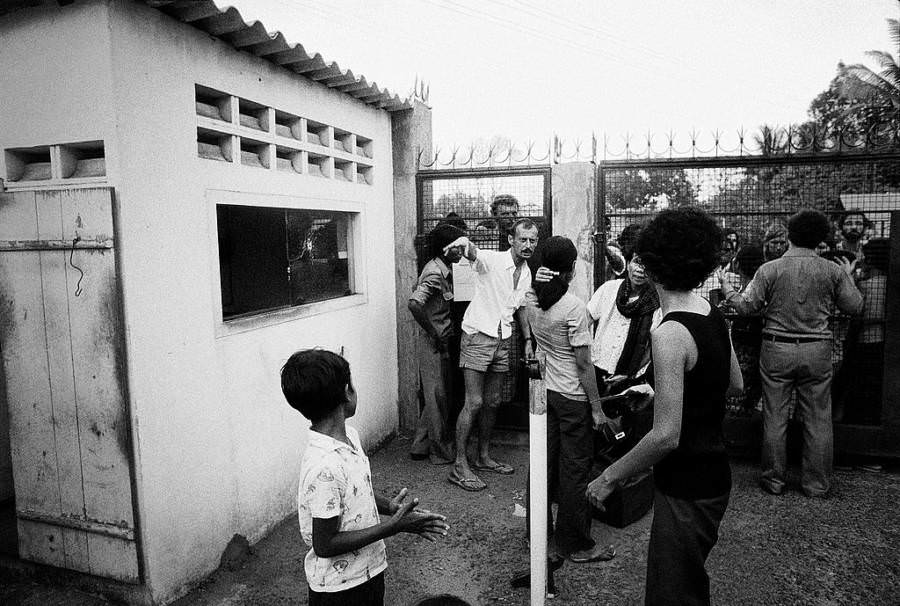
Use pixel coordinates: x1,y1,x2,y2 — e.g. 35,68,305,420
442,219,540,491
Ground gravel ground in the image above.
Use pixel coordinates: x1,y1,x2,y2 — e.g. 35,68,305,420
2,431,898,605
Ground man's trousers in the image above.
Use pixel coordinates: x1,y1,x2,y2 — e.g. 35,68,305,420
759,339,833,496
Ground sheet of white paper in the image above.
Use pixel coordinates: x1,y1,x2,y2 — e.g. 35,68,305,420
452,258,477,302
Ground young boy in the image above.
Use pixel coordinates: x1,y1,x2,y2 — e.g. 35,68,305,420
281,349,449,605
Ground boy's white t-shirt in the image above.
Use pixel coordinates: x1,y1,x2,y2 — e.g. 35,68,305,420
298,426,387,592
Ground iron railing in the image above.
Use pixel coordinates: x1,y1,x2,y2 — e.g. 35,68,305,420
419,119,900,169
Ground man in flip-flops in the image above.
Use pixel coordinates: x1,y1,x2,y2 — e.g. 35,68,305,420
442,218,541,491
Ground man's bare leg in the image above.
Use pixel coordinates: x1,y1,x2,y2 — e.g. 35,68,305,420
453,368,485,483
475,370,512,471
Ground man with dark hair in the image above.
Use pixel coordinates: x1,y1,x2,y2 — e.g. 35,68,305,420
836,210,868,257
836,210,871,280
762,221,789,262
407,224,465,464
722,228,740,269
723,229,740,252
441,218,539,491
718,209,863,497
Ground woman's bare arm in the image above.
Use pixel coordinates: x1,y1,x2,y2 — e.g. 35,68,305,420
726,339,744,397
586,322,689,507
574,344,607,427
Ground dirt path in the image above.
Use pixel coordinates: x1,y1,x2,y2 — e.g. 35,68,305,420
173,433,899,606
3,432,899,605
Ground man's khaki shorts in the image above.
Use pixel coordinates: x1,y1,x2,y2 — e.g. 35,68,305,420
459,331,510,373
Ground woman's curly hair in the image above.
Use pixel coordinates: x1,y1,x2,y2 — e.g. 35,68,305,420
635,207,723,291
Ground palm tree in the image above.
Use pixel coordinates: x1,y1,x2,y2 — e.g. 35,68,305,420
753,123,790,155
839,4,900,119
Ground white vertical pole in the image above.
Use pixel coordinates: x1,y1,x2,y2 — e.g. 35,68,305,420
529,371,548,606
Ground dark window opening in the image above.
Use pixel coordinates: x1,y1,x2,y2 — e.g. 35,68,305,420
217,205,353,319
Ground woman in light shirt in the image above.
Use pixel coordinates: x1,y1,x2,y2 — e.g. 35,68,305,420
527,236,615,564
587,237,662,397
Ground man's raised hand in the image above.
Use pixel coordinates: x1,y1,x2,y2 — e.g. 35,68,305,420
838,256,857,277
442,236,470,258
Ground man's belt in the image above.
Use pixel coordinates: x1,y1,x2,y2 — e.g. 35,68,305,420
763,334,829,344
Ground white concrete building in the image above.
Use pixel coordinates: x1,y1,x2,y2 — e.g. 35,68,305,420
0,1,425,602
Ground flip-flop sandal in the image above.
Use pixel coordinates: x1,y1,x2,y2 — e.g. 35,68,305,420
472,461,515,475
447,471,486,492
569,544,616,563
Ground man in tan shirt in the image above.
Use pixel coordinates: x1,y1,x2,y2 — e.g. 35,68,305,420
719,209,863,497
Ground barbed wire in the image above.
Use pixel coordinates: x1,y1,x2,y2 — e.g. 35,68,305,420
418,120,900,169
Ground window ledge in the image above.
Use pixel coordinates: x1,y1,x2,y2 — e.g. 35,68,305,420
4,176,108,191
215,293,367,338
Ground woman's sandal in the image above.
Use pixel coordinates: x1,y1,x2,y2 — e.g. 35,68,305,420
471,461,515,475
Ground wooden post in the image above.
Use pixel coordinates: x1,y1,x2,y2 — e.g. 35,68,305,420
528,362,547,605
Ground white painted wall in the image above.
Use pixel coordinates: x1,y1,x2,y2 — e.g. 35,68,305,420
1,1,400,602
0,3,117,154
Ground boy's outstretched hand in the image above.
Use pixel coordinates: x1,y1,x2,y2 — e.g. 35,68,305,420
389,489,449,542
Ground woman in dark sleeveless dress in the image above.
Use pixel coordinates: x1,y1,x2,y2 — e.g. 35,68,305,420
586,207,744,606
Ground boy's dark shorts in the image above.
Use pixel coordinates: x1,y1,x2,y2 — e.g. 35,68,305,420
459,331,510,373
309,572,384,606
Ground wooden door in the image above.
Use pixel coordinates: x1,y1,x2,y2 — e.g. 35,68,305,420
0,188,139,583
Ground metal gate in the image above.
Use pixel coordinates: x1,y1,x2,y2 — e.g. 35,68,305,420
416,166,552,265
597,151,900,458
415,166,552,427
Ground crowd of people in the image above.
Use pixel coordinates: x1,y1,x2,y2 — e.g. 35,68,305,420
280,194,889,604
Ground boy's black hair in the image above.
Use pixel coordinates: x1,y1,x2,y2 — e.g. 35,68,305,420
788,209,831,249
281,349,352,422
635,206,722,291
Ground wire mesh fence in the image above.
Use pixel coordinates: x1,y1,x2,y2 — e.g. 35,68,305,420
414,168,552,424
416,168,551,270
599,154,899,424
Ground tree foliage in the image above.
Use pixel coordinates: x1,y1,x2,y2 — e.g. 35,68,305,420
840,2,900,120
605,167,698,212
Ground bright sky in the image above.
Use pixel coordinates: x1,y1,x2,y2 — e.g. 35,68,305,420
229,0,896,150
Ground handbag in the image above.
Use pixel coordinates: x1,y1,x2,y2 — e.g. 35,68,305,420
593,387,653,463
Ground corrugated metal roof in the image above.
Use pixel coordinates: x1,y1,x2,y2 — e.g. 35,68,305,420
147,0,413,111
0,0,413,112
